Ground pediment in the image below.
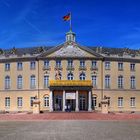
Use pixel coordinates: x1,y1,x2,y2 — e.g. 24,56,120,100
38,42,102,58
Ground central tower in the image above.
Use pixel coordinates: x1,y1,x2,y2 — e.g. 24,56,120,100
66,30,76,42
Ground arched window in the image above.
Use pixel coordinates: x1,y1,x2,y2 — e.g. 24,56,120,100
5,76,10,89
67,73,74,80
17,75,22,89
80,73,86,80
118,75,123,88
30,75,36,89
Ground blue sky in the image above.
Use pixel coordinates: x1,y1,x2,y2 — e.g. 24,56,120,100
0,0,140,49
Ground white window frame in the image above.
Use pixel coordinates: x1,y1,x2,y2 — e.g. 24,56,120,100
92,75,97,87
17,62,23,70
130,63,135,71
67,73,74,80
80,60,85,67
118,76,123,89
44,96,49,107
44,60,49,68
5,97,10,107
30,75,36,89
56,60,61,67
68,59,73,67
118,97,123,107
118,62,123,70
130,76,136,89
5,76,10,89
91,61,97,69
5,63,10,71
17,97,23,107
30,61,36,70
44,75,49,87
17,75,22,89
92,96,97,107
130,97,135,107
105,61,110,70
80,73,86,80
105,75,110,88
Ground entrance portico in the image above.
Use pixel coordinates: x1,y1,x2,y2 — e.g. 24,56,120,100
49,80,93,112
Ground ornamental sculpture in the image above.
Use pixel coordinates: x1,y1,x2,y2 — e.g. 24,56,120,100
55,68,61,80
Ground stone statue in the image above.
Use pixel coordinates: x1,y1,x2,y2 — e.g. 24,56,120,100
55,68,61,80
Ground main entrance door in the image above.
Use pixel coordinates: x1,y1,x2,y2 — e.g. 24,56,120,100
79,94,87,111
53,95,63,111
66,99,76,111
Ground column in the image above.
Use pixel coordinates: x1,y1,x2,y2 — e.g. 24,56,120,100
88,91,92,111
75,90,79,111
63,90,66,111
49,90,53,112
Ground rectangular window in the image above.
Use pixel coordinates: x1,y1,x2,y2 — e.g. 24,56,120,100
30,75,36,89
105,62,110,70
118,62,123,70
17,76,22,89
44,97,49,107
92,75,97,87
17,97,23,107
5,97,10,107
130,76,135,89
80,60,85,67
30,97,35,107
105,75,110,88
5,63,10,71
130,63,135,71
17,62,23,70
5,76,10,89
56,60,61,68
130,97,135,107
118,76,123,89
30,61,36,70
44,60,49,68
91,61,97,69
44,76,49,88
118,97,123,107
68,60,73,67
92,96,97,107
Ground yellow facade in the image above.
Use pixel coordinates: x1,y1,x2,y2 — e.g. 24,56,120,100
0,31,140,113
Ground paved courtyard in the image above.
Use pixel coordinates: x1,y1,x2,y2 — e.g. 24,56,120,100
0,120,140,140
0,112,140,120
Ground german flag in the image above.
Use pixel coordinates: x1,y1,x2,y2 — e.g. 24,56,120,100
63,13,71,21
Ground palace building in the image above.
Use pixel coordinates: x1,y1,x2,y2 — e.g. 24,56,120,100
0,30,140,113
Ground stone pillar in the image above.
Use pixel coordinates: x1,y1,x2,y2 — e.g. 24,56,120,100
75,90,79,111
63,90,66,111
88,91,92,111
49,91,53,112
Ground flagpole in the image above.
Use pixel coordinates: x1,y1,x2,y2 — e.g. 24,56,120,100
70,12,72,31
